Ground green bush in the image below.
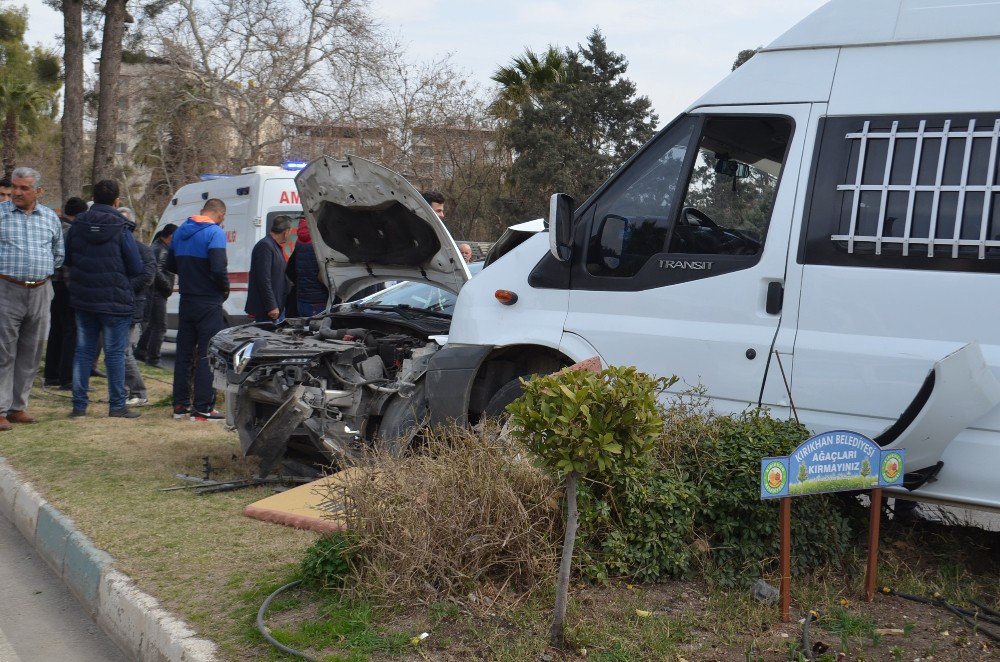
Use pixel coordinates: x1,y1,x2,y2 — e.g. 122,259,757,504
507,365,676,648
508,365,675,475
576,463,696,583
577,395,865,587
301,531,356,589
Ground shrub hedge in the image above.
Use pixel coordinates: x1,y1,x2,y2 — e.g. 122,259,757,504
577,395,865,587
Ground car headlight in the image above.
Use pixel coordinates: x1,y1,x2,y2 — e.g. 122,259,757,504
233,342,255,374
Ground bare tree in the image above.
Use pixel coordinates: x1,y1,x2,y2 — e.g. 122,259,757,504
148,0,381,171
91,0,129,184
131,65,230,226
333,50,509,239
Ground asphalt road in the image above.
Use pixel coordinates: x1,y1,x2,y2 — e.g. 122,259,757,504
0,513,127,662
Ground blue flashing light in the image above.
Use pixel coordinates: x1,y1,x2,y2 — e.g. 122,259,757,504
282,160,308,171
199,173,232,181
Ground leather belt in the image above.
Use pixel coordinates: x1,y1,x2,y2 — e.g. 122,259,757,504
0,274,50,289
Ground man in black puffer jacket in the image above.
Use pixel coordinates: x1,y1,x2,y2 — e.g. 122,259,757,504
65,180,145,418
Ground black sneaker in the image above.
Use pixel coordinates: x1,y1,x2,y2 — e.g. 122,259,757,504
173,405,191,419
109,408,140,419
146,360,166,369
191,409,224,421
70,409,86,417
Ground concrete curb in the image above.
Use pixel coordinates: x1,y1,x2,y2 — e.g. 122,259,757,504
0,458,219,661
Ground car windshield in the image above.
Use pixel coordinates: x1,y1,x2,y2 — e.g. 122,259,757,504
358,262,482,316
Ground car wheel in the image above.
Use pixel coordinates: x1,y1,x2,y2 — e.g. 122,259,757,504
375,381,429,455
281,458,323,479
482,377,531,420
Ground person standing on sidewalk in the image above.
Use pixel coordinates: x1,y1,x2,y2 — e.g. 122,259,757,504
123,222,155,407
65,180,145,418
43,197,87,390
0,167,64,431
245,214,294,323
135,224,176,368
166,199,228,421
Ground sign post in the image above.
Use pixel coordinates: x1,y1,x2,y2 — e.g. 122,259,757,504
779,496,791,621
761,430,904,622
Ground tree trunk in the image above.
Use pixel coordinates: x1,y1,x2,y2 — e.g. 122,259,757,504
2,109,18,178
549,470,579,649
61,0,84,199
91,0,128,185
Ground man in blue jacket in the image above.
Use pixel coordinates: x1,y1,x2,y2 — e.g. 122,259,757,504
165,199,228,421
65,180,145,418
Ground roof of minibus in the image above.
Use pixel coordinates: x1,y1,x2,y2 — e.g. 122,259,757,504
764,0,1000,52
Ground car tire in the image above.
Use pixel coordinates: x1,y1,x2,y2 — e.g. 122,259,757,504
375,381,429,455
482,377,531,420
281,458,322,479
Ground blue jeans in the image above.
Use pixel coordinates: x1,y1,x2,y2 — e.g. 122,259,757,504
297,300,326,317
72,311,131,412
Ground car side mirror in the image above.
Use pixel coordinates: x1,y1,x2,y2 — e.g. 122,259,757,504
548,193,575,262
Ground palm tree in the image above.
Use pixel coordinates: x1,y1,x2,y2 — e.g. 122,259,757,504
0,7,61,177
0,78,58,177
490,46,568,119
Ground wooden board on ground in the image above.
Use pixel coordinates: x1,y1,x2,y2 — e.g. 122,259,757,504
244,470,356,533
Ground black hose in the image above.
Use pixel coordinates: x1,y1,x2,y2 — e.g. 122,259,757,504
257,580,318,661
938,599,1000,643
882,587,1000,643
973,600,1000,619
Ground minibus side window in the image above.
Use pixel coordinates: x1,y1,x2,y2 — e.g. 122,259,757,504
802,113,1000,272
673,116,791,256
586,118,698,277
586,115,791,278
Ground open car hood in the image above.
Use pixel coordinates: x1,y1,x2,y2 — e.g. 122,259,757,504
296,156,470,301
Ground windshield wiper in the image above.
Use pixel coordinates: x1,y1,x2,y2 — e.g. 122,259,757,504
357,304,452,320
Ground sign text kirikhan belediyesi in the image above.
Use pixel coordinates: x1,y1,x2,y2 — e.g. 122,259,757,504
761,430,905,499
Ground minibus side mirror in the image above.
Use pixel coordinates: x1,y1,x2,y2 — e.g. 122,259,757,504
548,192,575,262
714,158,751,179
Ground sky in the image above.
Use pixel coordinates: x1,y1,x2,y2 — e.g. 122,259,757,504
24,0,829,126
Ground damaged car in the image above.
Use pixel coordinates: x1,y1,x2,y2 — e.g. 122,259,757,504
208,156,474,476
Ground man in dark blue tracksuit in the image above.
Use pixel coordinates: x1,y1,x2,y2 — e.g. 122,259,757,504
165,199,228,420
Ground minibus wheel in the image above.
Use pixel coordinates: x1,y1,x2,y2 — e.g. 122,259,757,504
482,377,531,420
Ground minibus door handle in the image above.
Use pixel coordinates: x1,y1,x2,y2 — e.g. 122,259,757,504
765,281,784,315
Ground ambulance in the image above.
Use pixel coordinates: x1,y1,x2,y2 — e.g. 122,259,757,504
155,164,306,331
424,0,1000,514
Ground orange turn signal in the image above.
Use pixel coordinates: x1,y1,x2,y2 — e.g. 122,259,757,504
494,289,518,306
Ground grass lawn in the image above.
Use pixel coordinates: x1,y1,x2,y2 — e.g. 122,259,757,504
1,368,998,661
0,368,318,660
